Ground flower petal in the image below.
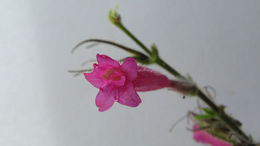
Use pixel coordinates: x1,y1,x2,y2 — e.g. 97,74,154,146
95,88,115,112
84,64,107,88
118,81,141,107
121,57,137,80
193,124,232,146
97,54,120,68
133,66,172,91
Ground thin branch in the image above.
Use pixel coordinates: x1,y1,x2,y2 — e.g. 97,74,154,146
68,69,92,77
71,39,146,57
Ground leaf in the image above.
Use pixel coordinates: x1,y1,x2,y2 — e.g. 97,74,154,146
202,108,216,115
195,114,216,120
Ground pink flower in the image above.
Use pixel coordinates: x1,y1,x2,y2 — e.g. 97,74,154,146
84,54,173,112
193,124,232,146
84,54,140,111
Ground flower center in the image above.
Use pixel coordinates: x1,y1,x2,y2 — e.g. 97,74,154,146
101,68,123,81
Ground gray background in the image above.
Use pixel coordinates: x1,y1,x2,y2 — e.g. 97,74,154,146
0,0,260,146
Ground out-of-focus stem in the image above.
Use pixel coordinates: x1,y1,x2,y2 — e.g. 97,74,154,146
115,17,253,145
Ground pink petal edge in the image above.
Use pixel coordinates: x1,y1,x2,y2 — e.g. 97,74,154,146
84,72,106,88
121,58,138,81
95,88,115,112
118,81,141,107
96,54,120,68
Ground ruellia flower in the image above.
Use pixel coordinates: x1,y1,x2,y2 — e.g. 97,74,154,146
84,54,178,112
84,54,196,111
193,124,232,146
84,54,141,111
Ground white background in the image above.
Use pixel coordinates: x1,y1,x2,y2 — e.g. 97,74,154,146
1,0,260,146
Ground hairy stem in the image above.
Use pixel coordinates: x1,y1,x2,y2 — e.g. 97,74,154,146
117,21,253,145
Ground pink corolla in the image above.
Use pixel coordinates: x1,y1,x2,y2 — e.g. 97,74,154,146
193,124,232,146
84,54,173,112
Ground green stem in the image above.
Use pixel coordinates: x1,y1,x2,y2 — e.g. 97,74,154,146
117,21,253,145
72,39,147,56
197,90,250,143
116,23,152,55
156,58,185,80
159,52,251,144
156,57,251,144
